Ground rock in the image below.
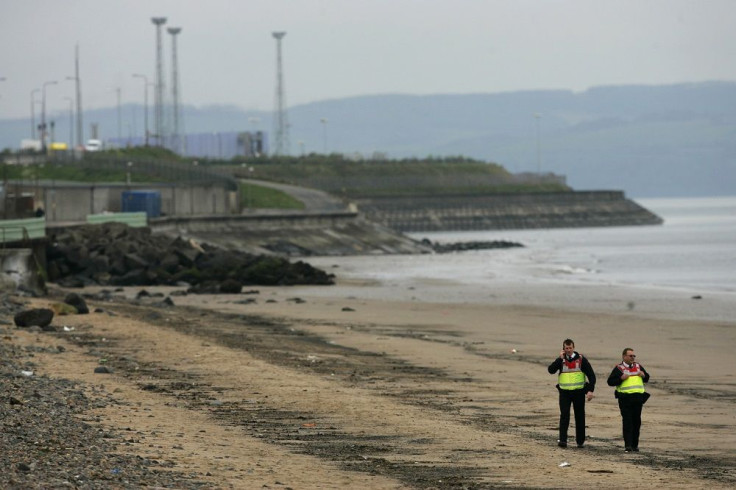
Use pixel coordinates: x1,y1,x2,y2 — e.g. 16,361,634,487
124,253,148,270
94,366,112,374
57,276,86,288
153,297,175,308
14,308,54,328
0,274,17,293
423,239,524,253
219,279,242,294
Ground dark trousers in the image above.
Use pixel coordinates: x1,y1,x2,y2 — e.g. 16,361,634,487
558,389,586,445
618,395,644,448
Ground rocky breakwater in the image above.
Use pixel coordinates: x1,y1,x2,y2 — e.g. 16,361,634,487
45,222,335,291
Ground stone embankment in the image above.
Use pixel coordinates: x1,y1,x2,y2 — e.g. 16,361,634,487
150,211,432,257
44,222,336,290
354,191,663,232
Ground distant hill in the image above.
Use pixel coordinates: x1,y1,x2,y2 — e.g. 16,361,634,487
2,81,735,197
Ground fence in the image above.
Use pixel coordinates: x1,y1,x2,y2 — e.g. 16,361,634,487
0,217,46,243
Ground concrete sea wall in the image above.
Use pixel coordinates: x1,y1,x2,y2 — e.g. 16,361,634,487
355,191,663,232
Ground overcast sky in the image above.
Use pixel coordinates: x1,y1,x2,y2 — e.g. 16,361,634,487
1,0,735,120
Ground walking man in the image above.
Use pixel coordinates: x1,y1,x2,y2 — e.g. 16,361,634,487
547,338,596,447
607,347,650,452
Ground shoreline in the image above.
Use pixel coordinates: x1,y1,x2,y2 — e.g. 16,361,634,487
297,255,736,324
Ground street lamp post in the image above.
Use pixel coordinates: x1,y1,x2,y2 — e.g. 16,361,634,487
126,161,133,186
41,80,58,152
132,74,150,146
66,75,83,149
116,87,122,143
320,117,328,154
151,17,167,147
64,97,74,147
30,89,40,140
534,113,542,175
65,44,85,149
190,160,198,215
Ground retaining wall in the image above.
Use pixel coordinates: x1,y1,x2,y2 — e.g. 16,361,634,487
4,182,236,222
149,211,430,256
355,191,663,232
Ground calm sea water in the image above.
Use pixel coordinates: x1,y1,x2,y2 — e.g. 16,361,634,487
410,196,736,294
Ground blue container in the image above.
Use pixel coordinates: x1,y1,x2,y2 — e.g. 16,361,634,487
121,190,161,218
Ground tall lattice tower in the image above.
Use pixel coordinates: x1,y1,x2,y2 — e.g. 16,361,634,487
151,17,167,147
168,26,183,154
272,31,289,155
73,44,83,148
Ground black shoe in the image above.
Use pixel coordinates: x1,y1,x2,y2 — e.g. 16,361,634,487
632,447,639,452
558,442,567,448
625,446,633,452
577,443,585,448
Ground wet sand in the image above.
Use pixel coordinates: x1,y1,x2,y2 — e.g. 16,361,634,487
7,271,736,488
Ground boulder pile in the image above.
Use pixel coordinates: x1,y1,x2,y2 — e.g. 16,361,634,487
421,239,523,253
46,223,335,291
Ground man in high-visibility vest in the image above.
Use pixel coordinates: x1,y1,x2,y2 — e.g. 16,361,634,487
607,347,651,452
547,338,596,448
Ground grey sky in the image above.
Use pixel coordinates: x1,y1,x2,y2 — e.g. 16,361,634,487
1,0,734,120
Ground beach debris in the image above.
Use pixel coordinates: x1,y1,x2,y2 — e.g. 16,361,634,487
94,366,112,374
342,307,355,312
51,302,78,316
63,325,75,332
691,295,702,300
20,370,34,377
511,348,518,354
559,461,571,468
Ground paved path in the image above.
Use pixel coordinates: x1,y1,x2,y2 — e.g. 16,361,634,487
245,179,348,211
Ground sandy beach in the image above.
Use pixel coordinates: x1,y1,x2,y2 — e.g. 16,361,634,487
3,268,736,488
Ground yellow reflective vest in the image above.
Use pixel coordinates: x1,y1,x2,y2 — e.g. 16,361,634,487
616,362,646,394
559,356,585,390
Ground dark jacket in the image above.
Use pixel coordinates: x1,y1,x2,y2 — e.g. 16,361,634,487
548,352,596,393
607,362,650,399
